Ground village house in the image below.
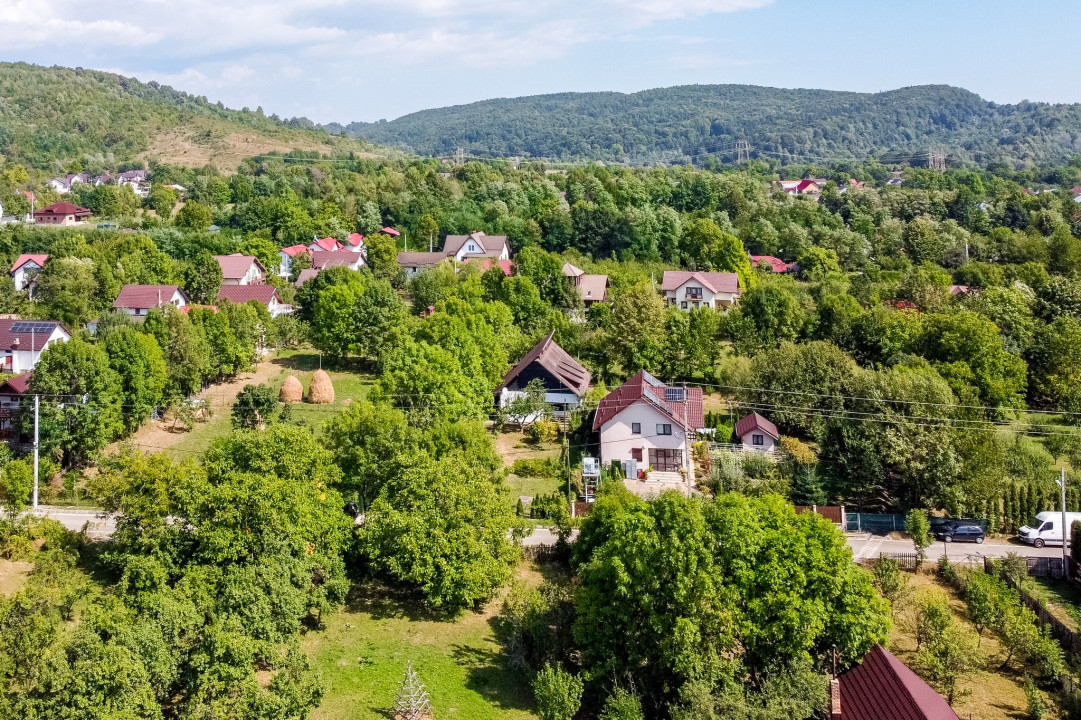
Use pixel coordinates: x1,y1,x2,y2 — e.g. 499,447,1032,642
443,231,511,262
774,178,827,196
593,370,703,490
310,251,365,272
309,236,343,253
397,251,447,277
46,173,88,194
660,271,741,310
342,233,366,253
10,254,48,294
750,255,790,274
494,331,591,419
462,257,514,276
33,202,91,226
0,320,71,374
214,254,266,286
277,245,308,279
831,644,959,720
734,412,780,453
216,285,292,317
562,263,609,306
112,284,189,316
0,373,29,439
117,170,149,195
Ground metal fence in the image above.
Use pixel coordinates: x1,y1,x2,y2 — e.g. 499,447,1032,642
845,513,988,535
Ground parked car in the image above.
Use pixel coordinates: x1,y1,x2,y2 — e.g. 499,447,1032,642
934,521,985,544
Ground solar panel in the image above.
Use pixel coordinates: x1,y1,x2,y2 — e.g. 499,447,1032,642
10,321,56,334
665,388,685,403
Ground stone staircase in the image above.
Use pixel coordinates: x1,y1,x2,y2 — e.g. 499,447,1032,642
645,470,685,484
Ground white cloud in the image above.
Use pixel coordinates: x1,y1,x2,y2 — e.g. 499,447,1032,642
616,0,773,21
0,0,159,49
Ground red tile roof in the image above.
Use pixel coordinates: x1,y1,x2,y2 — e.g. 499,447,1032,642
593,370,704,431
660,271,740,294
294,268,319,287
496,331,591,397
279,244,309,258
562,262,585,278
10,254,48,273
346,232,365,247
839,645,958,720
0,321,70,352
578,274,608,302
462,257,514,276
750,255,789,273
112,285,188,310
310,237,341,252
216,285,280,307
0,373,30,395
213,254,264,280
735,412,779,440
34,202,90,217
381,227,401,236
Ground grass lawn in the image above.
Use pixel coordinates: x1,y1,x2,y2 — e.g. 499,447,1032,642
268,351,376,433
303,570,542,720
1026,576,1081,632
506,475,561,499
888,570,1053,719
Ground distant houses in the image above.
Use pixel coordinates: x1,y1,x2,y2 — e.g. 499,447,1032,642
396,231,512,277
112,284,189,316
774,178,827,197
661,271,741,311
46,170,149,197
216,285,292,317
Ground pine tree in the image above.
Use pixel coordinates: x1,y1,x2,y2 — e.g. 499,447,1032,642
1003,490,1013,535
394,662,433,720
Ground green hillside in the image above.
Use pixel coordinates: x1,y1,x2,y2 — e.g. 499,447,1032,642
333,84,1081,167
0,62,376,169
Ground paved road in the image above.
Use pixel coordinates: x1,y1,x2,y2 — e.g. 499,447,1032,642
846,534,1063,561
30,506,116,539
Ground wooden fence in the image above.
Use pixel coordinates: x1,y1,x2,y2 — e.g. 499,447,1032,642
984,557,1081,659
794,505,845,525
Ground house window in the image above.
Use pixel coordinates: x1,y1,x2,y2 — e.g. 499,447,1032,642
657,424,672,436
686,287,702,299
680,301,688,309
631,448,643,462
631,422,641,434
752,434,764,446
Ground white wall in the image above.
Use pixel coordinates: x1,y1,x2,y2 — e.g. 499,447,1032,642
278,253,293,279
664,279,739,310
599,402,689,468
739,432,777,453
12,262,42,292
6,326,69,372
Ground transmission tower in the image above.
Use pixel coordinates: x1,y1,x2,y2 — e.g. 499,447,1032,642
928,148,947,172
736,139,752,164
394,662,433,720
455,147,465,166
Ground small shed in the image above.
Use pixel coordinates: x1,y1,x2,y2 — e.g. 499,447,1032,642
734,412,779,452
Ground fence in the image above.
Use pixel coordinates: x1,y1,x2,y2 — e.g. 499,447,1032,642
845,513,989,536
986,558,1081,658
794,505,845,525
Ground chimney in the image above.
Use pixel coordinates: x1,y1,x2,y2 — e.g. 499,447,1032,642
830,678,842,719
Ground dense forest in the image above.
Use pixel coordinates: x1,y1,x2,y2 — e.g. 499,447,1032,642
0,63,372,168
334,84,1081,168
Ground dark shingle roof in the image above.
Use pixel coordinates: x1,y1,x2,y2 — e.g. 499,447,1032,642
213,254,264,280
496,331,591,397
593,370,703,431
216,285,280,306
442,231,508,256
839,645,959,720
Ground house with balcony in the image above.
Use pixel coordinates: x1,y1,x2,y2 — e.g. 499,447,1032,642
33,202,91,226
593,371,703,494
0,373,30,440
661,271,740,310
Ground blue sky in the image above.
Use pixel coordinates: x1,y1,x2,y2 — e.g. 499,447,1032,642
2,0,1080,124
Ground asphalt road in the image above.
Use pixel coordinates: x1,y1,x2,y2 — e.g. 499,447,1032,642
30,506,117,539
847,534,1064,561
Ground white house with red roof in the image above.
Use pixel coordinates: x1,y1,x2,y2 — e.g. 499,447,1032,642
774,178,827,196
343,233,366,253
661,271,741,310
112,285,189,316
216,285,291,317
0,320,71,374
10,254,48,294
734,412,780,453
309,236,342,253
593,370,703,491
33,202,91,226
277,245,309,279
214,254,266,286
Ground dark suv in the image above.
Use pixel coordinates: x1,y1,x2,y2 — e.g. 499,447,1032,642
934,522,985,544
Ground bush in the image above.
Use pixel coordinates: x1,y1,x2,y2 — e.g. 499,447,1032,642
599,687,645,720
871,556,910,611
511,457,561,478
527,420,559,444
1024,676,1046,720
906,509,932,567
533,663,583,720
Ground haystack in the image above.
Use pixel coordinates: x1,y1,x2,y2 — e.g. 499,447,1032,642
308,370,335,404
279,375,303,404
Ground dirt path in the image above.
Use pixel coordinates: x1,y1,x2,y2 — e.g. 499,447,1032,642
106,358,281,455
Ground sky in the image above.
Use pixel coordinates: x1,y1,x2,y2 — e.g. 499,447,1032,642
2,0,1080,124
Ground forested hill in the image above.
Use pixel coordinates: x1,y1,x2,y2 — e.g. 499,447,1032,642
0,62,375,169
332,84,1081,168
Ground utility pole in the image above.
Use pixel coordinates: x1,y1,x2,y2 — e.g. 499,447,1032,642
32,395,39,509
682,382,691,496
1059,467,1070,580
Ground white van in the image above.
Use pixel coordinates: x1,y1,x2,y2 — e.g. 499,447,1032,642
1019,511,1081,548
